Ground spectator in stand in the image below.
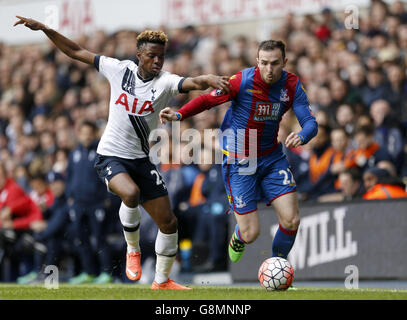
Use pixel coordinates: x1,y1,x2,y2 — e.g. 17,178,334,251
318,167,364,202
345,125,392,172
29,173,54,214
370,99,404,173
0,164,43,231
159,137,200,243
385,63,407,120
390,0,407,23
362,166,407,200
314,86,335,122
339,168,365,200
0,163,43,281
329,77,349,112
16,171,71,284
190,147,229,273
330,127,352,182
335,104,356,136
303,124,336,200
346,63,366,114
361,68,392,108
355,113,374,128
313,8,335,44
174,146,210,245
314,110,330,127
377,160,398,177
66,121,111,284
14,164,31,193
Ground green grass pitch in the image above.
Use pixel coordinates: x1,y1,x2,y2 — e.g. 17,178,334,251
0,283,406,300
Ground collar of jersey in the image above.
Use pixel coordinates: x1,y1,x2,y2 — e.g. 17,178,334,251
137,71,155,83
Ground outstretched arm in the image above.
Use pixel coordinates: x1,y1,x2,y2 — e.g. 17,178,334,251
181,75,232,93
160,72,242,124
14,16,96,65
160,91,231,124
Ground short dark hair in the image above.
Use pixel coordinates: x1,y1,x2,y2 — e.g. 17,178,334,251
318,124,331,137
136,30,168,49
355,125,374,137
331,126,350,138
29,173,46,182
342,167,362,181
79,120,97,132
258,40,286,59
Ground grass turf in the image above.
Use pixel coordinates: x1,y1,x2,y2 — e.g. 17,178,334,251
0,283,406,300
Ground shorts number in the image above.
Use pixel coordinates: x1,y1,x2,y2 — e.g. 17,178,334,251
150,170,163,185
279,168,295,185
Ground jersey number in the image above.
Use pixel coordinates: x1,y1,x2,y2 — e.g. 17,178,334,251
150,170,163,185
279,169,295,185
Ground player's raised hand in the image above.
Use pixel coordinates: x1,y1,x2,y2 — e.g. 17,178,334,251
285,132,303,148
207,75,231,93
13,16,46,31
159,107,179,124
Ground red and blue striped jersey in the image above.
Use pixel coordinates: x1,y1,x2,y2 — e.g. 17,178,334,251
178,66,318,157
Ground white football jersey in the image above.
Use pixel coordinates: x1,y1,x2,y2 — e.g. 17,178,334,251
95,55,184,159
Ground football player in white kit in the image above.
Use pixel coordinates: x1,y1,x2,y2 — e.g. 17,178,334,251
15,16,231,289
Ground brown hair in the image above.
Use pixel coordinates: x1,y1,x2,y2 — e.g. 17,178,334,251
258,40,286,59
136,30,168,49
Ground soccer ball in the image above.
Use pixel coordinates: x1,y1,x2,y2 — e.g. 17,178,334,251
258,257,294,291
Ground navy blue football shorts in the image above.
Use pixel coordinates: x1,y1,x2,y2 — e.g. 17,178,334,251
94,153,168,203
222,145,297,215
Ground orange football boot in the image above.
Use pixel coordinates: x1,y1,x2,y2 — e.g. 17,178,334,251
125,251,141,281
151,279,192,290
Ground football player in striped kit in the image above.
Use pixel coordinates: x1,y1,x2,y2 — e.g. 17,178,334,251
15,16,230,289
160,40,318,268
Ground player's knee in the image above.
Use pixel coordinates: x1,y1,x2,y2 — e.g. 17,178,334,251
281,215,300,231
241,227,260,244
120,185,140,208
158,214,178,234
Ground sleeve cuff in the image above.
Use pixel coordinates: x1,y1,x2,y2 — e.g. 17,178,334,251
94,55,101,72
178,77,188,94
297,134,305,144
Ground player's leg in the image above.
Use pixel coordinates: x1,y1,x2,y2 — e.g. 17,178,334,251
222,158,260,263
142,196,190,290
270,191,300,259
108,172,142,253
126,158,189,290
108,172,143,280
228,211,260,263
94,155,142,253
233,211,260,244
94,154,144,281
260,154,299,259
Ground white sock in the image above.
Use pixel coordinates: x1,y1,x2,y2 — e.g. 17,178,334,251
119,202,141,253
154,230,178,284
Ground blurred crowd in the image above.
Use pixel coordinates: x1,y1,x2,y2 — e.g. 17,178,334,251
1,0,407,283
